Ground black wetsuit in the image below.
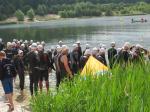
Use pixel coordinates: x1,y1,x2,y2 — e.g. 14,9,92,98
0,58,16,95
80,56,89,70
38,51,51,82
47,50,55,71
4,49,14,61
132,49,144,64
0,58,16,80
96,55,106,65
26,51,40,95
70,50,79,74
14,56,25,91
78,46,82,68
0,42,4,51
98,54,107,66
117,50,131,66
108,47,117,68
54,53,61,87
12,47,18,56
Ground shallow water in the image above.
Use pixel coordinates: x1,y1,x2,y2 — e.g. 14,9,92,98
0,15,150,50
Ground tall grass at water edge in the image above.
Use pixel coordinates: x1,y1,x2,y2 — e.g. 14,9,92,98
31,63,150,112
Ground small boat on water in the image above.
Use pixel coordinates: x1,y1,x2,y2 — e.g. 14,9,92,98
131,18,148,23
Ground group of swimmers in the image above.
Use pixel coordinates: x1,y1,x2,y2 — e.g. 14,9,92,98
0,38,149,111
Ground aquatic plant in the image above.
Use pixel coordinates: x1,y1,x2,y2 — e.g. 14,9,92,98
31,63,150,112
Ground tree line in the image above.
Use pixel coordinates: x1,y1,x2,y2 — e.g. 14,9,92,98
58,2,150,18
0,0,150,21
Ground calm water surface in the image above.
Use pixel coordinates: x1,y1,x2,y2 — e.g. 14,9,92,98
0,15,150,50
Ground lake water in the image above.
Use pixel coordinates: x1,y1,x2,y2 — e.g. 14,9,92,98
0,15,150,50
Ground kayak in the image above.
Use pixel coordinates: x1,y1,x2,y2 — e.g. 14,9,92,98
131,19,147,23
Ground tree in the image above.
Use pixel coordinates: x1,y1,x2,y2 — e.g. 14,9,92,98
22,5,32,13
0,14,7,21
37,4,48,16
15,9,25,21
27,8,35,20
0,0,150,20
0,5,7,20
105,10,113,16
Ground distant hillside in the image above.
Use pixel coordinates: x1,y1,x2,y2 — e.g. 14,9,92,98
0,0,150,20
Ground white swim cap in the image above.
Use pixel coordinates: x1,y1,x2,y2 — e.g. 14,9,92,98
12,42,16,47
92,47,98,51
62,45,69,50
32,43,37,47
41,41,45,46
100,48,105,53
37,44,43,51
20,39,23,43
76,41,80,44
136,44,143,49
24,40,28,44
13,39,16,42
21,44,25,48
111,42,116,47
72,44,78,48
85,44,90,48
56,46,62,52
36,41,40,45
59,40,63,44
30,40,33,43
56,45,60,48
18,50,23,54
124,42,131,49
7,42,12,48
84,49,91,56
0,38,2,42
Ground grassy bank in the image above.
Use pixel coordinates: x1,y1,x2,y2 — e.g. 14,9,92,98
31,63,150,112
0,14,60,25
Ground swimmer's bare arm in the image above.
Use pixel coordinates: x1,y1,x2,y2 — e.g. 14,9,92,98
61,55,73,78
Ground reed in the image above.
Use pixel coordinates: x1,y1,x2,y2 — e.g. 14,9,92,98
31,63,150,112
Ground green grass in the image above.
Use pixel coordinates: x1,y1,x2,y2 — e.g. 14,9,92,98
31,63,150,112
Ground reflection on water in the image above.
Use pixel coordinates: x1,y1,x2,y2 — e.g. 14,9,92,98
0,15,150,49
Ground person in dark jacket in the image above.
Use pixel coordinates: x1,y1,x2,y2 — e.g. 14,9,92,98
0,51,16,111
14,50,25,96
108,42,117,68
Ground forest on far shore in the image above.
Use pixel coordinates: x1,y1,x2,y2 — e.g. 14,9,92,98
1,0,150,20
